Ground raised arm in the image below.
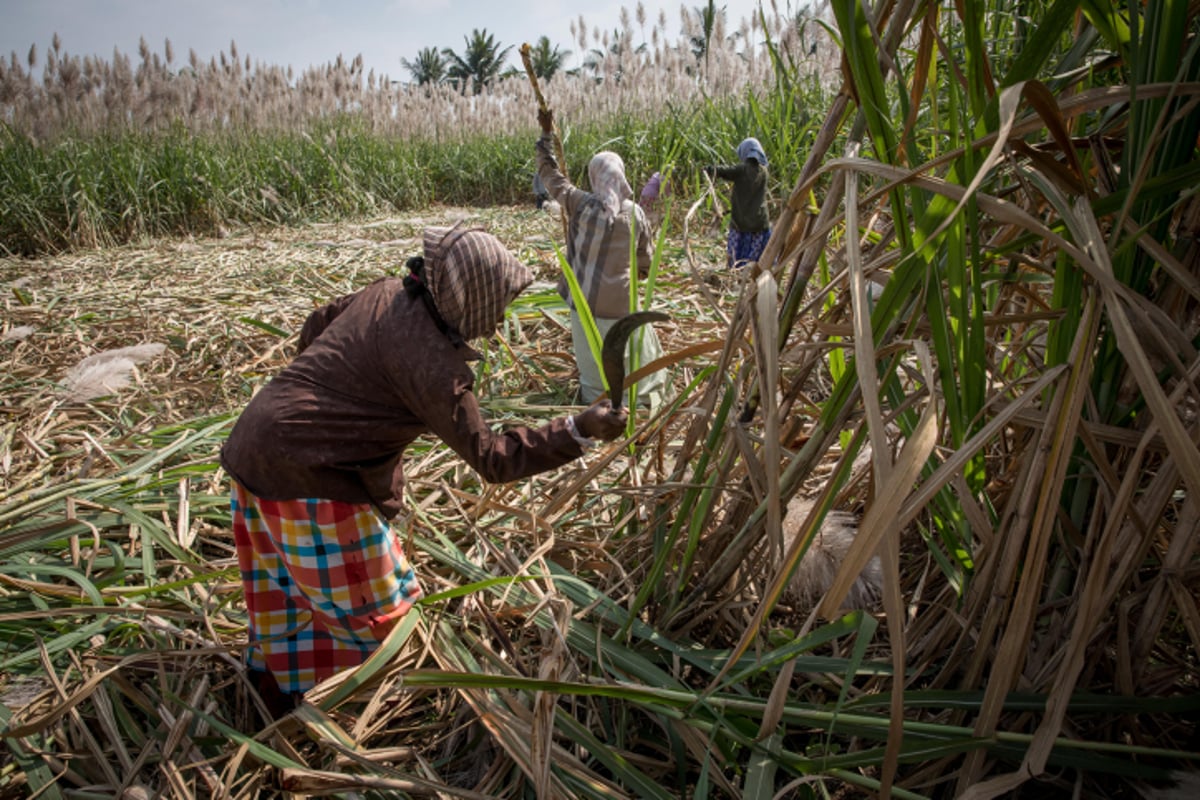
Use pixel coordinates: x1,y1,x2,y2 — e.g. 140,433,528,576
535,134,580,208
711,161,745,181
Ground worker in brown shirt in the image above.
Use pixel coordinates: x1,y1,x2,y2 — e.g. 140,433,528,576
221,223,626,716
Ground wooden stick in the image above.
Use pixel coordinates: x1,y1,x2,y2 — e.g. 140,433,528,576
520,43,569,241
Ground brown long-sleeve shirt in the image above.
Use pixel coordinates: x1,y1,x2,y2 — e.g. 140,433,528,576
220,277,583,519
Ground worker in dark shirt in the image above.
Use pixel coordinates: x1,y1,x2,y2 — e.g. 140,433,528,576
705,137,771,268
221,222,626,716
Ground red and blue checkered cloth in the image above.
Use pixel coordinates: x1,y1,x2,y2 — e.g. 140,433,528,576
231,480,423,693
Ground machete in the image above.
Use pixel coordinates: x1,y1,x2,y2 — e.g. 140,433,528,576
601,310,670,410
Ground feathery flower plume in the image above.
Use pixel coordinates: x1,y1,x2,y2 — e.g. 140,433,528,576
1,325,35,342
60,343,167,402
782,495,883,611
1,6,843,141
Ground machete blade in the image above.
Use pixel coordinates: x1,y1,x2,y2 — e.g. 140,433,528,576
601,310,670,409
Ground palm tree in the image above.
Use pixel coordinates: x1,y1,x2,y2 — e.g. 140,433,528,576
583,29,645,82
689,0,724,62
400,47,446,87
443,29,512,94
527,35,571,81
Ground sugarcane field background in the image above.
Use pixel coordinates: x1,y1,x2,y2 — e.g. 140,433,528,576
2,0,1200,798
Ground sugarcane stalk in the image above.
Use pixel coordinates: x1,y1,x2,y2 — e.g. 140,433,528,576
520,43,569,241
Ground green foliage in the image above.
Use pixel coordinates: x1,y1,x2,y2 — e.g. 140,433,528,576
555,243,606,392
526,35,571,81
401,46,447,86
442,28,513,94
689,1,724,62
0,75,826,255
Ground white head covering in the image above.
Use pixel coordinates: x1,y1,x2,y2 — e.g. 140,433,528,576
737,138,768,166
588,151,633,216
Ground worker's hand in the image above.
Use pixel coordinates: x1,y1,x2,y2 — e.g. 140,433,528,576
537,107,554,134
574,401,627,442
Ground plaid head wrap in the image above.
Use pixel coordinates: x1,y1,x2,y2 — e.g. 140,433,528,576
422,223,533,342
588,151,633,217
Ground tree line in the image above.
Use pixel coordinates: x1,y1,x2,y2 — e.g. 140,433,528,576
403,29,642,94
400,2,736,92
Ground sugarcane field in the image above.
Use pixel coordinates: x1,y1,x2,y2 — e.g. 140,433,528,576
2,2,1200,799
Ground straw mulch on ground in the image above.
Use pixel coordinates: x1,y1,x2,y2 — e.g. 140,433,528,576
0,203,771,798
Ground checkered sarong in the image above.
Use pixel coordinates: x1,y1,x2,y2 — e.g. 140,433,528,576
231,480,423,694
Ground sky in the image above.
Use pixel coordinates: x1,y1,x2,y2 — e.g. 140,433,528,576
2,0,779,83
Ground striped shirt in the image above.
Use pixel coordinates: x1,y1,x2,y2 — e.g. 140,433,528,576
536,135,652,320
